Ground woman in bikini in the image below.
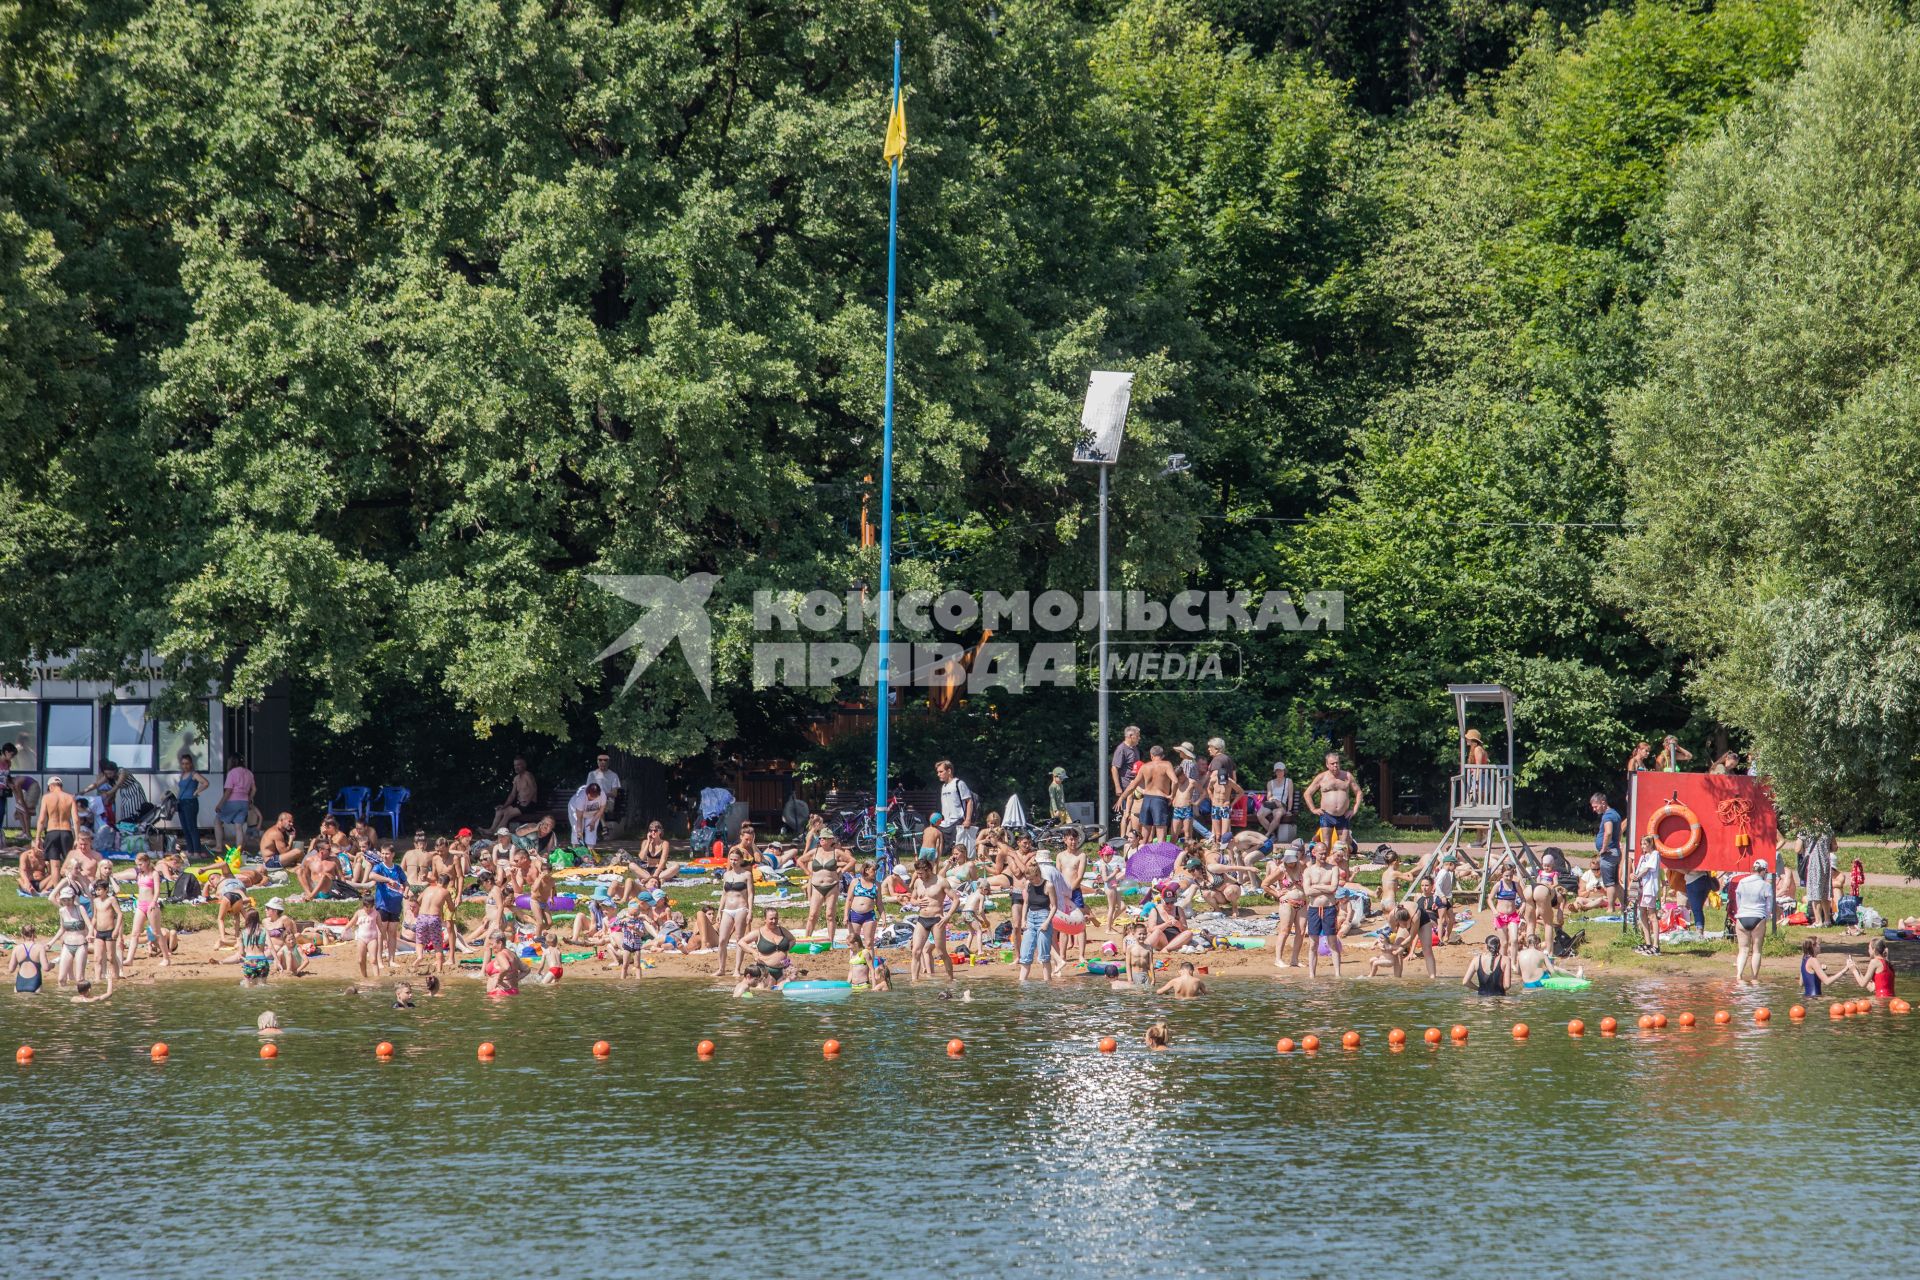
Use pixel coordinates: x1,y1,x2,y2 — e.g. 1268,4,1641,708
730,823,765,873
1260,855,1307,968
734,907,795,992
714,850,754,977
636,821,675,882
9,925,45,994
1491,865,1525,957
907,856,956,981
801,833,853,944
845,860,881,951
124,852,170,967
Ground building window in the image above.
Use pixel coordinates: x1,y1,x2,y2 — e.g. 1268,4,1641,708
43,703,94,772
159,716,208,771
105,703,155,770
0,701,34,770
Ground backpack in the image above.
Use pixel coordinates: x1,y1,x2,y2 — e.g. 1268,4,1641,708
168,870,203,903
1552,926,1584,958
1836,895,1860,926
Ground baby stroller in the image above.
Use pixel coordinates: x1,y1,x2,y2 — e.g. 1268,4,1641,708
117,793,178,856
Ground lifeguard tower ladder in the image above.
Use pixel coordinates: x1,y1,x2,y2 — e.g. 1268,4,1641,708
1410,684,1538,909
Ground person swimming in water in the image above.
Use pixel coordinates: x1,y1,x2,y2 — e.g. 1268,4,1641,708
1462,935,1510,996
1156,961,1207,998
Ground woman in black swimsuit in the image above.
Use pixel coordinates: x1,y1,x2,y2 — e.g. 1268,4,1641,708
908,857,955,982
1461,935,1510,996
734,908,794,992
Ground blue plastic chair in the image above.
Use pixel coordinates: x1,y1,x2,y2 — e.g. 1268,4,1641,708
369,785,410,837
325,786,372,825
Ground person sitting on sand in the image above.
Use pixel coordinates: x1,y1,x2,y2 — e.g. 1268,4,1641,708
16,840,53,896
1157,961,1207,998
1143,886,1193,953
1366,908,1413,979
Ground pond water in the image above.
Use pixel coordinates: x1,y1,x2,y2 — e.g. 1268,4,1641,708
0,975,1907,1277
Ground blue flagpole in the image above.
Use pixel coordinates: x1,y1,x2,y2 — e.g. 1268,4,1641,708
875,39,901,853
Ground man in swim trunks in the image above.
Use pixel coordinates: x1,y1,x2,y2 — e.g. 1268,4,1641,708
1304,751,1361,857
1122,745,1177,841
35,776,77,868
1302,841,1343,978
16,840,52,896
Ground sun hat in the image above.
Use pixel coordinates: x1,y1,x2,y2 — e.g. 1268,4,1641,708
1174,742,1196,758
1465,728,1483,743
265,897,285,911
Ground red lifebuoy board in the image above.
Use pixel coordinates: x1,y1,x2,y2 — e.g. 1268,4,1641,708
1630,772,1778,873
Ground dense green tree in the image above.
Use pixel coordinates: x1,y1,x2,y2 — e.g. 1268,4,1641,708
1611,10,1920,855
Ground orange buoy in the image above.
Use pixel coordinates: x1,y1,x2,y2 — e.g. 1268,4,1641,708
697,1039,716,1056
1789,1004,1806,1020
375,1041,395,1059
150,1042,170,1061
1424,1027,1442,1044
14,1045,31,1065
259,1043,278,1060
1512,1023,1529,1040
1713,1010,1731,1025
477,1042,496,1061
1637,1014,1655,1031
946,1038,965,1057
592,1040,612,1058
1677,1011,1695,1028
822,1039,841,1058
1301,1034,1321,1053
1858,1000,1874,1016
1098,1037,1117,1054
1276,1037,1295,1054
1754,1007,1771,1024
1388,1028,1407,1045
1568,1019,1585,1037
1652,1013,1669,1029
1892,998,1912,1014
1341,1031,1361,1050
1599,1016,1618,1035
1830,1003,1847,1020
1450,1024,1468,1043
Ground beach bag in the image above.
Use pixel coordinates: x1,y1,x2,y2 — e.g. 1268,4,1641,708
1835,895,1860,926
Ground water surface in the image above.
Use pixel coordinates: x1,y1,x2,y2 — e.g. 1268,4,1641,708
0,975,1903,1277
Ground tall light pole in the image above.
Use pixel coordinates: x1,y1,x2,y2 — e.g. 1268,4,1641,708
1072,371,1134,836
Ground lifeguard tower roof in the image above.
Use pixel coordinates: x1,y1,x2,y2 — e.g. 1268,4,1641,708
1446,683,1515,703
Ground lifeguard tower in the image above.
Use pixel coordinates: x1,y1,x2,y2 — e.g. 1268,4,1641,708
1410,683,1538,907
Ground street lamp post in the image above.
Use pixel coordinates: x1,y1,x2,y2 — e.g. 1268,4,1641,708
1073,371,1135,837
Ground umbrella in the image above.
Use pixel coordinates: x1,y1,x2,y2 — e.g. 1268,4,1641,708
1127,841,1180,882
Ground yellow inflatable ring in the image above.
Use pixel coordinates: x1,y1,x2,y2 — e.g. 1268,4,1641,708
1647,802,1702,860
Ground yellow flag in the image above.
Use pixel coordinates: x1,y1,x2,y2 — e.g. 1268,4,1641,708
882,86,906,166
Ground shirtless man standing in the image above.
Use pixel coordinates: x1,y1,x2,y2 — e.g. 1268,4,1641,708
1302,842,1343,979
1304,751,1362,857
1123,746,1178,842
35,777,77,868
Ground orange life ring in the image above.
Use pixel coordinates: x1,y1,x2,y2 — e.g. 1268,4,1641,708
1647,802,1702,860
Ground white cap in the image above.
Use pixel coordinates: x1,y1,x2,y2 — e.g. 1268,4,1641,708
265,897,285,911
1753,860,1767,872
495,828,510,836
